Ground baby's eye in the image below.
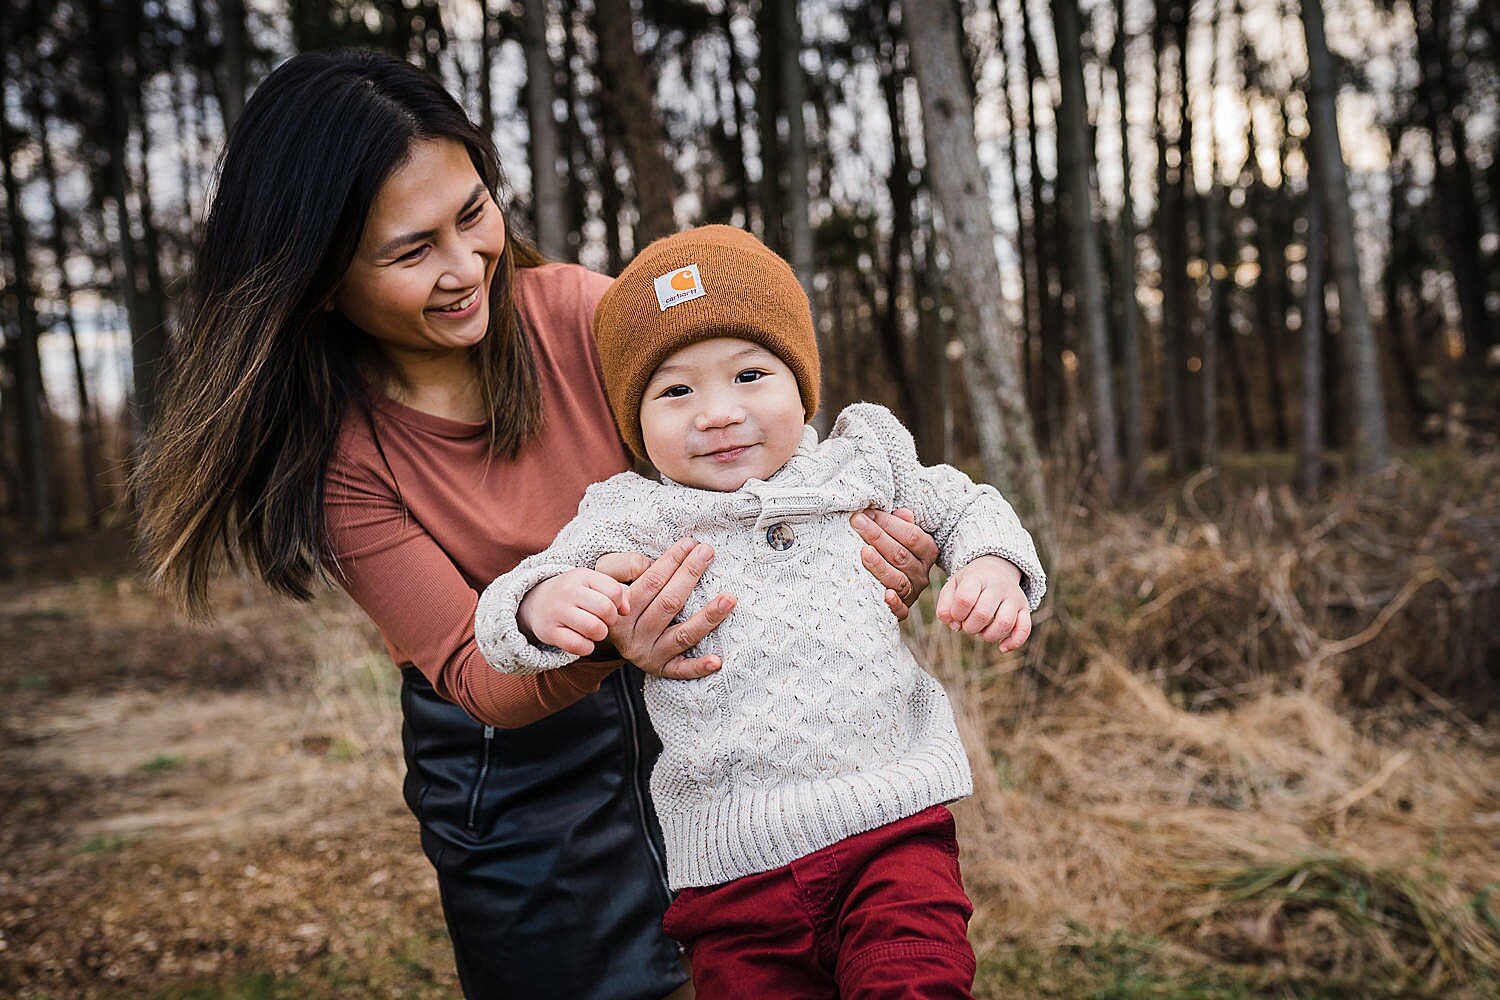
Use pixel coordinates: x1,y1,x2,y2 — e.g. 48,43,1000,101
735,369,767,383
660,384,692,398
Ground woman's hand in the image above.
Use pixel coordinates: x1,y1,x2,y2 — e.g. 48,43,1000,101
848,508,938,621
594,537,735,680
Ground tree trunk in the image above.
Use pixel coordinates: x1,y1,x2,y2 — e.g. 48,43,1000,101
522,0,568,258
0,85,54,538
1383,153,1431,437
1221,294,1259,450
779,1,815,312
1052,0,1120,497
1111,0,1147,495
1199,0,1226,471
755,0,785,249
217,0,248,133
1413,0,1493,376
876,1,923,438
479,0,496,144
898,0,1050,533
591,0,676,244
1155,0,1190,474
92,0,166,446
718,2,755,227
33,85,103,528
993,1,1039,417
560,0,591,259
1298,162,1325,497
1301,0,1390,475
1246,93,1290,450
1019,0,1063,450
599,113,628,274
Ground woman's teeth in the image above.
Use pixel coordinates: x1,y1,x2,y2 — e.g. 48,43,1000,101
433,288,479,313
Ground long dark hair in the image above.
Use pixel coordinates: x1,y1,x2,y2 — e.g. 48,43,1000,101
136,49,548,615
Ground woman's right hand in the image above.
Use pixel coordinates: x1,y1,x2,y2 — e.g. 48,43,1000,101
594,537,734,680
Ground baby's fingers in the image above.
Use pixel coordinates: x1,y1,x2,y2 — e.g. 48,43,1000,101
935,577,957,625
961,585,1003,635
944,573,984,631
581,570,631,616
558,606,612,644
996,607,1033,652
978,603,1019,643
539,623,598,657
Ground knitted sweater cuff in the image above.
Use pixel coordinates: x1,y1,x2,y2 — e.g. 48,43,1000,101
944,499,1047,611
474,561,583,675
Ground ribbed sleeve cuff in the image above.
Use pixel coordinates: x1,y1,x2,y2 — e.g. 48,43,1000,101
944,491,1047,611
474,561,582,674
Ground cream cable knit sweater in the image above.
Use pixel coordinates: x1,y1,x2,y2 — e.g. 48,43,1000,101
475,403,1045,889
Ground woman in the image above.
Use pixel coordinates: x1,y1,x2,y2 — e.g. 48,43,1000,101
136,50,939,1000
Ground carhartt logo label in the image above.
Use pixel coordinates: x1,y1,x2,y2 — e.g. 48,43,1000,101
654,264,706,311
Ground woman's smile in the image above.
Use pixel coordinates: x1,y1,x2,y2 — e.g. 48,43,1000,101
428,287,483,318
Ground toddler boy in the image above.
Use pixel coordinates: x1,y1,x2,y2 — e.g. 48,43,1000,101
475,225,1045,998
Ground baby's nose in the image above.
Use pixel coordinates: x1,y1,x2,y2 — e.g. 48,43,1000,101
695,403,747,429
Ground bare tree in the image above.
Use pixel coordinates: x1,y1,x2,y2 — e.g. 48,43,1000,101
1298,161,1326,497
779,0,815,318
0,48,54,538
1300,0,1390,475
1052,0,1120,497
522,0,568,258
1112,0,1147,495
897,0,1050,530
592,0,676,244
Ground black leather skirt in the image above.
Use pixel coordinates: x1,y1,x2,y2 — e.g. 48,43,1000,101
400,665,687,1000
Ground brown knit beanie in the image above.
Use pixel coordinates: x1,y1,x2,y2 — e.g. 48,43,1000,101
593,225,820,461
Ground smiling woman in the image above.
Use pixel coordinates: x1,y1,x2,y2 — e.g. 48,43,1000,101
336,144,506,381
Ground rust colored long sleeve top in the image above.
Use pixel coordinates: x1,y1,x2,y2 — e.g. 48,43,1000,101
323,262,631,728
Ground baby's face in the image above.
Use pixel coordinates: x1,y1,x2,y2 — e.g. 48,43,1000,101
639,337,806,491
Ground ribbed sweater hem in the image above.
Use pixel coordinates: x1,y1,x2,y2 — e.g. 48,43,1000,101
659,736,973,889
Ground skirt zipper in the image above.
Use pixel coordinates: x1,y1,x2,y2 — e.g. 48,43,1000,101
465,725,495,832
615,672,672,900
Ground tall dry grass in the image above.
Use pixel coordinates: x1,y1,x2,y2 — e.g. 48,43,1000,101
303,447,1498,994
916,449,1500,995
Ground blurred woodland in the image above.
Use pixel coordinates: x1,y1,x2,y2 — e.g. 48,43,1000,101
1,1,1499,998
0,0,1496,534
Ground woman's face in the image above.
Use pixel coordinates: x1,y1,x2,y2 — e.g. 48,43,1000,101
335,138,506,361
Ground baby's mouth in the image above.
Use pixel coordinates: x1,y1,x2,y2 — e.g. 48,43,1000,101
703,444,756,463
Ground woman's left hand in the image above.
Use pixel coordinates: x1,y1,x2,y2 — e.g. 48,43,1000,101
849,508,937,621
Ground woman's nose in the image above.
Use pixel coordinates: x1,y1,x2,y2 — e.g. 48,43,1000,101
439,241,487,287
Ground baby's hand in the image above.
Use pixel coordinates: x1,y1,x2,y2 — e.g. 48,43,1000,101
935,555,1032,653
517,569,631,657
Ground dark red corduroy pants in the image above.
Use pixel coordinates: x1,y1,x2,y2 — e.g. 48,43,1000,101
661,804,975,999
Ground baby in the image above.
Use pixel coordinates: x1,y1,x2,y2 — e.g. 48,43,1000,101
475,225,1045,998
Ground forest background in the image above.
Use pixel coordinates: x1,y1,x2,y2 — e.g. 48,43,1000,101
1,0,1497,997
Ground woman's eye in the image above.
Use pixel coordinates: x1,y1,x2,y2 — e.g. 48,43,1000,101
396,245,428,264
735,369,766,383
661,385,691,398
461,204,485,226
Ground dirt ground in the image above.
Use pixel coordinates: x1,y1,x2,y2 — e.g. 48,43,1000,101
0,530,459,998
